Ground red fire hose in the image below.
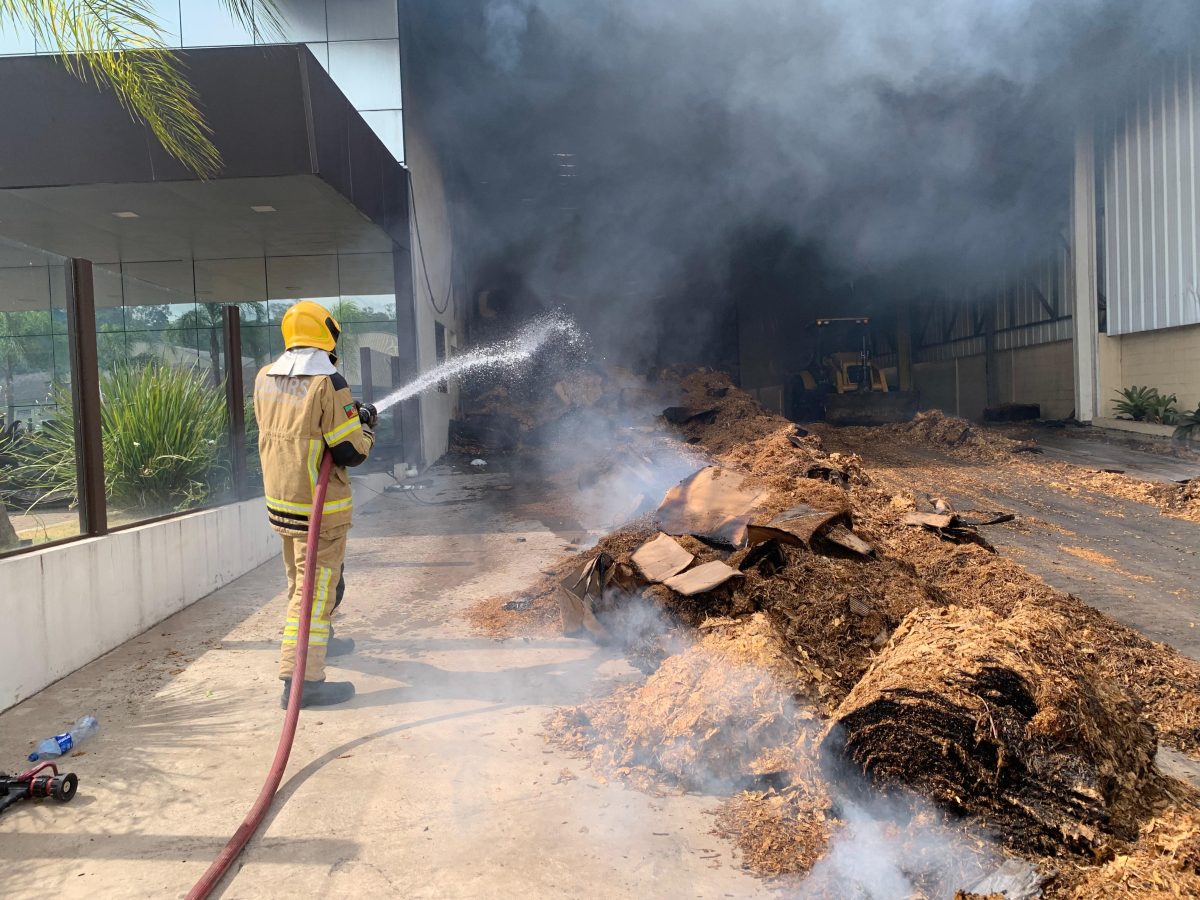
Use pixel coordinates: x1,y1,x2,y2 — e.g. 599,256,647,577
187,451,335,899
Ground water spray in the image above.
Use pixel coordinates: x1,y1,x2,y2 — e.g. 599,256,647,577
373,311,583,413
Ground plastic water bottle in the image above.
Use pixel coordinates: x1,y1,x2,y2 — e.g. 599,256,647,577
28,716,99,762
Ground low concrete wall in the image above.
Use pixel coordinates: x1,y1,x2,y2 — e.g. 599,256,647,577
1093,417,1178,438
0,499,275,711
0,474,393,712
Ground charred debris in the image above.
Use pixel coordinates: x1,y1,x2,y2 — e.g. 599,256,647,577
456,367,1200,897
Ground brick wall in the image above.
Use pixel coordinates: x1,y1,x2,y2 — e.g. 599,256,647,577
1097,324,1200,417
1009,341,1075,419
913,340,1074,420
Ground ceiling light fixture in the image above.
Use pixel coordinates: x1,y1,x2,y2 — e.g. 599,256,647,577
251,205,277,213
112,211,139,219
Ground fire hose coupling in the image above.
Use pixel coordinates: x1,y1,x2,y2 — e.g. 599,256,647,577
0,763,79,816
356,402,379,429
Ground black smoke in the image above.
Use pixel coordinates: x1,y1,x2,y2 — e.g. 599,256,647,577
400,0,1200,364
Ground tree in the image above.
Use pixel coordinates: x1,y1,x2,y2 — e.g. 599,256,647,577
0,310,56,429
171,303,225,384
0,1,283,176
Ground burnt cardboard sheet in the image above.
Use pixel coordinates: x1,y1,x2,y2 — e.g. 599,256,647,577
631,532,694,583
662,560,743,597
656,466,765,548
747,504,849,548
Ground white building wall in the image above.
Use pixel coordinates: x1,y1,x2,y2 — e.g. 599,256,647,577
0,1,405,163
1090,54,1200,418
405,115,461,466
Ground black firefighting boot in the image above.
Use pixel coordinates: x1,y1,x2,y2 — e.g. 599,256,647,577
280,678,356,709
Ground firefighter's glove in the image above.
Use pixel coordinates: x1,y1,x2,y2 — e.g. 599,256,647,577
357,402,379,429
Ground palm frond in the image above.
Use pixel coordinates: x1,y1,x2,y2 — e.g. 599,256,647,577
0,0,220,176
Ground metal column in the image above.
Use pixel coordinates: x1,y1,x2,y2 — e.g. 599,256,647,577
1071,128,1100,422
66,259,107,536
983,299,999,409
896,301,913,392
222,305,248,500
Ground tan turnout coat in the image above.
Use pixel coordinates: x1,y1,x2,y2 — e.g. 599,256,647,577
253,367,373,535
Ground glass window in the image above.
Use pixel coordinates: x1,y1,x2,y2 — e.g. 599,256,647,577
261,0,328,43
267,255,339,301
195,258,267,304
3,237,405,549
326,0,397,42
92,263,234,528
179,0,255,47
359,109,405,163
0,242,81,550
327,39,402,110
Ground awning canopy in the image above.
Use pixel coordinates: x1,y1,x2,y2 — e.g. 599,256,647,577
0,45,407,265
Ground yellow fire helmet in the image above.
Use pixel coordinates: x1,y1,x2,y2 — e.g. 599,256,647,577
280,300,341,353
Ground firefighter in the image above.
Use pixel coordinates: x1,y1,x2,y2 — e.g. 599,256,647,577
253,300,378,709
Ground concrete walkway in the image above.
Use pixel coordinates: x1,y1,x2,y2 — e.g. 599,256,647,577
1022,426,1200,484
0,468,772,899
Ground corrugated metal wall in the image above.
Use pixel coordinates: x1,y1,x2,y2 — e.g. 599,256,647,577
912,248,1073,363
1102,55,1200,335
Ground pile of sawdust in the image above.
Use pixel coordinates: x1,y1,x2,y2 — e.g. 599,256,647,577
1028,460,1166,510
469,366,1200,881
1155,476,1200,523
713,784,835,876
547,614,822,793
832,410,1016,462
1048,805,1200,898
880,533,1200,754
670,369,789,454
733,544,943,713
825,603,1157,854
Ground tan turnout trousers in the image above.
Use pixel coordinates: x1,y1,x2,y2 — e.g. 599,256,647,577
279,523,349,682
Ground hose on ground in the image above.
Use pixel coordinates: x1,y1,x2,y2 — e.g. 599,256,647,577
186,451,334,900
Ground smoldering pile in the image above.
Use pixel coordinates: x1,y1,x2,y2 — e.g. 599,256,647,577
474,368,1200,892
826,604,1156,855
549,614,825,793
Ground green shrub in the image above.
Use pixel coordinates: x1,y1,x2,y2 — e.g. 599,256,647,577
1175,403,1200,443
8,362,229,514
1145,391,1179,425
1113,385,1178,424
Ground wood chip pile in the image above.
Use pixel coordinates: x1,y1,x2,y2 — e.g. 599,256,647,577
470,367,1200,893
825,603,1156,854
549,614,824,793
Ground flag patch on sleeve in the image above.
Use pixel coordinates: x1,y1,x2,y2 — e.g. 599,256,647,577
344,403,357,419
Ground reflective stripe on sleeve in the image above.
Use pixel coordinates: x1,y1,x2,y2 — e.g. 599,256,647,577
323,417,362,445
306,438,322,495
